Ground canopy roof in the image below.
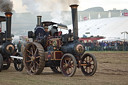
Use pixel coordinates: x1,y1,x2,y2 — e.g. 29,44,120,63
0,16,6,22
41,21,68,30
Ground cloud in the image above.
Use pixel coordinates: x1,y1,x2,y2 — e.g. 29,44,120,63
12,0,27,13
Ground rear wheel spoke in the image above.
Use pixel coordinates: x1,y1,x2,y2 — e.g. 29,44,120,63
34,48,38,56
29,62,33,67
36,61,39,66
27,50,32,55
26,60,32,62
30,65,35,72
32,44,36,52
31,47,34,55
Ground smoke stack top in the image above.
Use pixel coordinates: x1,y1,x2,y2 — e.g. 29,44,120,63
37,16,42,26
70,4,79,9
5,12,12,17
0,0,13,12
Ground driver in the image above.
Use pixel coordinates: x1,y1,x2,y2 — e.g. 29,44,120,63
44,26,50,37
50,26,58,36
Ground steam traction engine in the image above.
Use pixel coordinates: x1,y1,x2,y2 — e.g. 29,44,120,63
23,5,97,77
0,12,23,72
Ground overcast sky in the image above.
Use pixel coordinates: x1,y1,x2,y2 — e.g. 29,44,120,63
12,0,128,13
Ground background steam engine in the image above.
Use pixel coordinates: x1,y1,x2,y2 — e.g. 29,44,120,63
0,12,16,71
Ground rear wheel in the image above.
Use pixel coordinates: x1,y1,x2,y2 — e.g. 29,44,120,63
60,53,77,77
81,53,97,76
0,54,3,72
23,42,45,75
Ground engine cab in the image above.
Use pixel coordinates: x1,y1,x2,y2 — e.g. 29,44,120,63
28,21,68,50
0,16,6,44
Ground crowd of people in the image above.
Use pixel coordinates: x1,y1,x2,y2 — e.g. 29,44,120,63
84,41,128,51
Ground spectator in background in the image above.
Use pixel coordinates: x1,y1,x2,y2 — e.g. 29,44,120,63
108,41,112,50
124,41,127,51
119,41,123,51
104,42,107,51
114,41,118,51
17,41,22,52
83,40,128,51
99,41,104,51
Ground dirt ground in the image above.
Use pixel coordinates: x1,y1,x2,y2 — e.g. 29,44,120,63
0,51,128,85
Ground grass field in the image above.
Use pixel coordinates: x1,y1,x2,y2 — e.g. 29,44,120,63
0,51,128,85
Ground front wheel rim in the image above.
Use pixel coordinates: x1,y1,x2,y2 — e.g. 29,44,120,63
81,53,97,76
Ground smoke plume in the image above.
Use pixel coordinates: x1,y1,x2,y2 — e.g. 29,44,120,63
0,0,13,12
22,0,79,23
68,0,79,5
22,0,79,12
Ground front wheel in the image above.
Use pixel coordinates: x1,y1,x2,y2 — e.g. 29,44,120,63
14,53,24,71
81,53,97,76
60,53,77,77
14,58,24,71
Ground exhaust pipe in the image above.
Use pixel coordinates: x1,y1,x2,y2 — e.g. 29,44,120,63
37,16,42,26
5,12,12,41
70,4,79,40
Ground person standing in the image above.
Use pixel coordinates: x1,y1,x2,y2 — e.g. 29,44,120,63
17,41,22,52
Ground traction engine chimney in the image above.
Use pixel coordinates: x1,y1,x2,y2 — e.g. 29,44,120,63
37,16,42,26
5,12,12,41
70,4,79,40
